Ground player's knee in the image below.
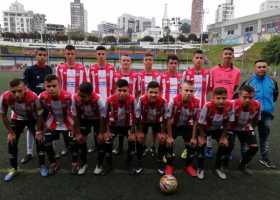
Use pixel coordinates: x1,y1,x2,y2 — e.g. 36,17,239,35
158,133,166,144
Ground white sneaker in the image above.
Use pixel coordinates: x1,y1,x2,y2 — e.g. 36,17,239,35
78,164,88,175
93,165,103,175
197,169,205,180
215,168,227,180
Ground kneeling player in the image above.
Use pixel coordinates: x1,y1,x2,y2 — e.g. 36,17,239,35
72,82,106,175
36,75,77,175
135,81,168,175
197,87,234,180
98,79,137,175
165,81,200,177
0,79,43,181
230,85,260,175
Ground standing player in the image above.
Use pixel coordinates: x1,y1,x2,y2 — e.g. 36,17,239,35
72,82,106,175
206,47,240,158
197,87,234,180
138,52,161,156
165,81,200,177
181,49,210,159
22,47,52,164
88,46,115,153
37,75,78,175
230,85,260,175
112,54,138,155
55,45,87,156
135,81,168,175
95,79,136,175
0,79,43,181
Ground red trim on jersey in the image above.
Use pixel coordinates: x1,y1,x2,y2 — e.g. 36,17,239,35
113,71,138,96
138,70,160,95
160,71,182,103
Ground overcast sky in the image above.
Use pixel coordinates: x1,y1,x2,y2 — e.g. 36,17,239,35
0,0,266,31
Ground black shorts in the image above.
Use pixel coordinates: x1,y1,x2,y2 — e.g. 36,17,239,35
142,123,161,135
10,120,36,135
80,119,100,136
206,129,224,141
172,125,193,142
235,131,257,146
110,126,131,137
44,130,69,143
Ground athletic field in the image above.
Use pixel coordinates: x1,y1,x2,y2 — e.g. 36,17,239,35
0,71,279,200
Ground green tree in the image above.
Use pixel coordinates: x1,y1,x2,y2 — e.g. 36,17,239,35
179,22,191,34
87,35,99,42
140,35,154,42
118,36,131,43
261,36,280,65
177,34,189,42
158,35,175,44
103,35,117,44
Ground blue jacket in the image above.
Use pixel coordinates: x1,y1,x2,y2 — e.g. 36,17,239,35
244,74,278,114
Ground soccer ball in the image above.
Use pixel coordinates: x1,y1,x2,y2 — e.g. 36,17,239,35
159,175,178,194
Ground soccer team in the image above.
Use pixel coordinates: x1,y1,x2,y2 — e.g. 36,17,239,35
0,45,278,182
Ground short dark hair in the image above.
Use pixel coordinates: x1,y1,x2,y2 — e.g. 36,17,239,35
65,45,75,51
45,74,58,83
147,81,160,90
182,80,194,86
96,46,106,51
144,51,153,57
116,79,129,88
223,47,234,53
213,87,227,96
37,47,47,52
255,59,267,65
79,82,93,95
193,49,204,56
167,54,179,63
240,85,255,94
9,78,24,87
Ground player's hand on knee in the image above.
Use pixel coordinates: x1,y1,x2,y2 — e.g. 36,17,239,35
198,135,206,146
7,131,16,144
219,136,228,147
190,137,197,146
158,133,166,144
76,133,86,144
136,132,144,143
97,133,105,144
128,133,136,142
35,131,44,143
104,131,112,142
166,136,174,146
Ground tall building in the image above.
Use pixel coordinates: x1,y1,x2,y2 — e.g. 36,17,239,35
191,0,204,34
84,9,88,33
70,0,85,32
260,0,280,12
46,24,65,34
3,1,46,33
215,0,234,23
118,14,156,36
97,22,118,35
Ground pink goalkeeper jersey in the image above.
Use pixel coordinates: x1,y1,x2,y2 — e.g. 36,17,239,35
210,64,240,100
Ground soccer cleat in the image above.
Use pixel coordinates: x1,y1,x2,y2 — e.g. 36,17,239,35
165,165,174,175
142,147,149,157
197,169,205,180
71,163,79,175
20,154,33,164
4,168,17,182
39,165,48,177
180,149,187,160
205,147,213,159
259,159,277,169
135,167,144,175
215,168,227,180
78,164,88,175
93,165,104,175
150,146,156,157
88,146,95,153
60,149,68,157
48,163,59,176
112,148,120,155
238,164,253,176
184,165,197,177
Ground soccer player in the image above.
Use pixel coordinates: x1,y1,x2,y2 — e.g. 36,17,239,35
197,87,234,180
181,49,210,159
22,47,52,164
165,81,200,177
229,85,261,175
112,54,138,155
135,81,168,175
138,51,161,156
55,45,87,156
160,54,182,103
88,46,115,152
37,75,77,175
72,82,106,175
206,47,240,158
95,79,136,175
0,79,43,181
241,60,278,168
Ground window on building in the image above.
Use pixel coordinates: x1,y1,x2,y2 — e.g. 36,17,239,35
227,30,234,35
245,26,254,32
